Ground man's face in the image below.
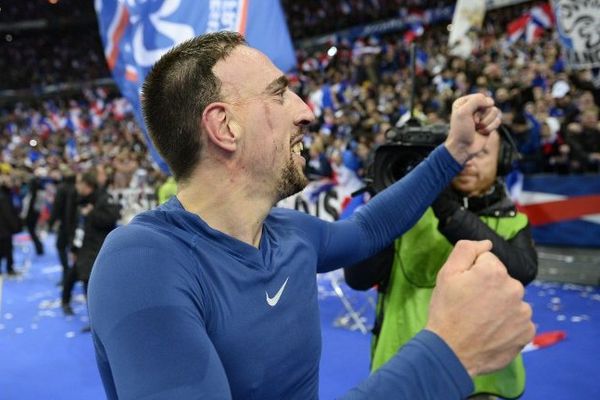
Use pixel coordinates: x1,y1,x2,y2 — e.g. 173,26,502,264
213,46,315,201
76,178,93,197
451,130,500,196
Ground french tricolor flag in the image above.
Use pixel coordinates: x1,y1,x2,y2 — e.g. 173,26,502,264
513,175,600,247
404,22,424,44
507,14,530,43
506,2,555,44
526,3,554,43
530,3,554,29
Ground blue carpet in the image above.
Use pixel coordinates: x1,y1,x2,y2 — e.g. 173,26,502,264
1,234,598,399
318,280,600,399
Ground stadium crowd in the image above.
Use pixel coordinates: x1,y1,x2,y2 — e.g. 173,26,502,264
281,0,456,39
0,1,599,268
0,0,96,24
0,28,109,91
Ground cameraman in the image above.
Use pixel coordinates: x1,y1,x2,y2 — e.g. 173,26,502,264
345,129,537,399
61,171,121,329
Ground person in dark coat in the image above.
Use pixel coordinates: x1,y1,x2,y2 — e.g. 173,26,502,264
48,170,78,285
0,174,22,276
62,171,120,326
24,172,45,255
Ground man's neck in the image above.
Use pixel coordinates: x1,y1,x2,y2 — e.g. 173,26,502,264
177,169,273,248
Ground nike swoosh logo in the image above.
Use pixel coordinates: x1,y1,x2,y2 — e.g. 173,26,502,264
266,277,289,307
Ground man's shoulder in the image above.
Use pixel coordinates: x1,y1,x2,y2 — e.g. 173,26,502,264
102,210,183,253
266,206,332,246
268,206,326,230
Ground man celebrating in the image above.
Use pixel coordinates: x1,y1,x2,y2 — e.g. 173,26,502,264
88,32,534,399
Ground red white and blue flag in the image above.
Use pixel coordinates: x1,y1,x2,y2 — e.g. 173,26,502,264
506,2,555,44
95,0,296,172
403,22,424,44
513,175,600,247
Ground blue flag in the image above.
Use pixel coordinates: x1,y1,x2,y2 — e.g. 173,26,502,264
95,0,296,172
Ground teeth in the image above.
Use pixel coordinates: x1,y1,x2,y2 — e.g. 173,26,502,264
291,142,303,155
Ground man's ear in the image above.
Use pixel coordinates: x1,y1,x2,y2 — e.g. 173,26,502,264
202,102,238,152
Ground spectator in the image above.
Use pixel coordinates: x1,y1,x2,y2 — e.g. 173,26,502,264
23,169,46,255
48,167,78,285
0,173,22,276
61,171,121,332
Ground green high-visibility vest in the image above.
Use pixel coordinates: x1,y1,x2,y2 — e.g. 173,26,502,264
371,207,529,398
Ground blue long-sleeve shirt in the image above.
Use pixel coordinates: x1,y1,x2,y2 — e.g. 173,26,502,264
88,145,473,399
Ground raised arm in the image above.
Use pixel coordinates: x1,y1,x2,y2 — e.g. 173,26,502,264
317,94,502,272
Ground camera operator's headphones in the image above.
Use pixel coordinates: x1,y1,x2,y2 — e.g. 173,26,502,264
496,125,521,176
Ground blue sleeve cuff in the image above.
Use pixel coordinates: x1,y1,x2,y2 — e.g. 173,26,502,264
416,329,474,397
348,143,464,258
435,144,464,173
340,329,474,399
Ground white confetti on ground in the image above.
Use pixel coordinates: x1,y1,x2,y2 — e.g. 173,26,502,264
26,290,55,302
37,310,57,318
73,294,87,304
38,299,62,310
15,327,24,334
30,323,38,330
557,315,566,321
41,265,63,274
65,331,76,339
573,314,590,321
4,313,13,320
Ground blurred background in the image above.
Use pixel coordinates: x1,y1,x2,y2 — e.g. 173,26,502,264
0,0,598,399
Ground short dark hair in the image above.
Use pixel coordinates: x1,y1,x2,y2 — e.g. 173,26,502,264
142,31,247,181
79,171,98,190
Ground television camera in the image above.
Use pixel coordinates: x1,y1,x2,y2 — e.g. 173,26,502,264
368,121,447,194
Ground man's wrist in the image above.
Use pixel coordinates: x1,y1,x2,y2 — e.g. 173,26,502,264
424,327,479,378
443,139,471,165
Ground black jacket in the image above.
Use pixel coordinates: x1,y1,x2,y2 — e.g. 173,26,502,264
75,189,121,281
25,177,43,221
0,186,21,239
345,183,538,291
49,177,78,241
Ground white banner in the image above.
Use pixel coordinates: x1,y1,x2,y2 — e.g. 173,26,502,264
277,180,349,222
448,0,486,59
553,0,600,69
277,171,366,221
111,187,158,224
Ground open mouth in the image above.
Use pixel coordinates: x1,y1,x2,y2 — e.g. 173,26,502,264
291,141,304,156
